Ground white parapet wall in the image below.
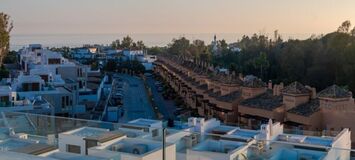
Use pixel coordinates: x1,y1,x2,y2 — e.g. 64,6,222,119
324,128,351,160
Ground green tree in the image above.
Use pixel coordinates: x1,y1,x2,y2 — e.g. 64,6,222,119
91,61,98,70
163,27,355,93
229,63,237,74
337,20,351,33
120,60,145,74
0,13,13,65
121,36,133,49
0,65,9,79
111,39,121,49
168,37,190,56
199,52,211,62
351,26,355,36
253,52,269,79
104,60,117,72
3,51,17,64
148,46,165,55
219,39,228,50
50,47,71,58
136,40,145,50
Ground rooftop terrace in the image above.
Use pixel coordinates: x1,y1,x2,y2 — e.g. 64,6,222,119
191,139,245,154
276,134,333,147
0,112,352,160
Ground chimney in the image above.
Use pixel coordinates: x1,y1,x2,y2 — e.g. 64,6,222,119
305,86,316,99
239,73,244,80
268,80,272,90
276,85,281,96
311,87,316,99
279,83,284,96
349,92,354,103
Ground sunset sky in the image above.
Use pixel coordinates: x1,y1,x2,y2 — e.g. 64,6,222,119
1,0,355,35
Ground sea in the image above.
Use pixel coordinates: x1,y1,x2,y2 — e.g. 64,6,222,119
9,33,313,51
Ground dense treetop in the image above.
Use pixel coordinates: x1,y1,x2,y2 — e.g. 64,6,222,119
161,21,355,93
0,12,12,79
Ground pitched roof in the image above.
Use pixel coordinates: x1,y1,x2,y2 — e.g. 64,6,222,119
317,85,351,99
216,90,242,102
197,84,208,90
243,75,266,88
287,99,320,117
239,90,283,111
282,81,311,95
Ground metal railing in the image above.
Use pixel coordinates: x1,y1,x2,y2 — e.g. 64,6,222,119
1,111,355,160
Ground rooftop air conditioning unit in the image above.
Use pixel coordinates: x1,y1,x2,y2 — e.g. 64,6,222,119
131,144,148,155
183,135,198,148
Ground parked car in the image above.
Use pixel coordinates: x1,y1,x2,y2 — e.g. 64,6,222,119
144,73,152,77
155,81,161,86
114,92,124,98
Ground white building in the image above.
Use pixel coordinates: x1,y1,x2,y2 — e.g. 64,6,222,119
58,127,126,155
0,85,51,113
0,112,351,160
13,44,96,115
180,117,351,160
72,48,94,59
121,118,164,138
89,137,176,160
122,50,144,61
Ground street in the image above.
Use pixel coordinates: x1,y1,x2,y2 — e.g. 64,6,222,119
146,76,177,120
116,74,156,122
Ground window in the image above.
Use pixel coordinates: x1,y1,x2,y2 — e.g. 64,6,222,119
66,96,69,106
66,144,81,154
79,81,83,88
48,58,61,64
152,129,158,137
62,97,65,108
85,140,97,155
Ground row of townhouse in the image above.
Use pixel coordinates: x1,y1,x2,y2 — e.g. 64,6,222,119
0,111,351,160
154,55,355,146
